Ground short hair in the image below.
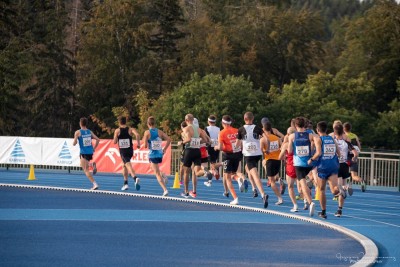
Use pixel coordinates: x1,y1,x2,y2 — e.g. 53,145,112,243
185,114,194,122
80,117,88,127
118,116,127,125
208,115,217,123
222,115,232,124
262,121,272,132
333,120,342,128
244,112,254,121
147,116,156,126
294,117,306,128
181,121,187,128
343,122,352,132
334,123,344,136
317,121,328,134
287,127,296,135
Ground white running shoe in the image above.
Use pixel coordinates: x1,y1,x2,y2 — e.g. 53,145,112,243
290,206,299,212
275,199,283,205
230,198,239,205
204,181,212,187
91,183,98,190
135,178,141,191
238,177,244,192
162,190,169,196
121,184,129,191
309,202,315,217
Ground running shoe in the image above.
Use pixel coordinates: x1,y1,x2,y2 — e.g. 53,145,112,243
223,192,230,198
244,180,249,193
361,179,366,192
339,187,347,199
135,177,141,191
290,206,299,212
309,202,315,216
238,177,244,192
303,202,309,210
334,209,342,217
91,183,98,190
162,190,169,197
295,195,303,200
279,179,286,195
189,191,197,198
318,212,327,219
263,194,269,208
215,170,220,180
206,171,213,181
275,199,283,205
253,189,258,198
332,196,338,201
347,185,353,196
121,184,129,191
266,180,271,187
181,192,189,198
230,198,239,205
92,162,97,175
204,181,212,187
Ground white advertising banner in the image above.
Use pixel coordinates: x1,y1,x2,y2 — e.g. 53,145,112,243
0,137,42,165
41,138,81,167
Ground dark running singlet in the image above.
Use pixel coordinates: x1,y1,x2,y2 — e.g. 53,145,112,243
117,127,133,155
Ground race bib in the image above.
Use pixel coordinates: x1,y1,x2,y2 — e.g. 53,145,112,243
296,145,310,156
211,139,218,147
118,138,130,149
244,142,258,153
269,141,279,152
190,138,201,148
82,137,91,147
323,143,336,157
151,140,162,150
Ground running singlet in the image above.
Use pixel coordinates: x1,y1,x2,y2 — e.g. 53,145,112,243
117,127,133,153
148,128,163,159
238,125,262,156
264,134,280,160
206,125,220,147
293,131,311,167
78,129,93,154
335,138,350,163
219,127,241,153
316,135,339,172
185,125,201,149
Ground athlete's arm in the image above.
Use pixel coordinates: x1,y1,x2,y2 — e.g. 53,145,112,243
199,128,210,145
159,130,171,154
287,133,294,154
260,136,269,155
308,136,321,165
113,128,120,144
91,131,100,151
272,128,285,140
72,130,80,146
142,130,150,149
131,128,141,148
182,126,193,145
278,142,288,160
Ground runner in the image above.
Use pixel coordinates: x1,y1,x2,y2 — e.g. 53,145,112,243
193,118,213,186
279,127,298,212
237,112,269,208
142,116,171,196
260,121,283,205
180,114,208,198
287,117,316,216
343,122,366,192
204,115,222,187
333,123,358,217
72,117,100,190
113,116,141,191
310,121,346,219
214,115,242,205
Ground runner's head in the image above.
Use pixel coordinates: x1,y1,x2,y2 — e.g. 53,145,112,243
221,115,232,127
343,122,352,132
333,120,342,129
118,116,127,125
80,117,88,128
185,114,194,124
262,121,273,133
316,121,328,134
287,127,296,135
334,123,344,136
294,117,306,129
244,112,254,123
208,115,217,125
181,121,187,129
147,116,156,127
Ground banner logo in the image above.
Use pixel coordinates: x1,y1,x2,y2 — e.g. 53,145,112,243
9,139,26,163
105,148,120,165
57,141,73,164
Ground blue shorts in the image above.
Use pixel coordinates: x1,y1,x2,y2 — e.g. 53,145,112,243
149,157,163,164
318,170,338,179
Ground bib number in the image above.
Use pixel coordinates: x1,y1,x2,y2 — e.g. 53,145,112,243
211,139,218,147
151,140,162,151
296,145,309,156
231,141,241,153
118,139,130,149
269,141,279,152
83,137,91,147
244,142,258,153
323,144,336,157
190,138,201,149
